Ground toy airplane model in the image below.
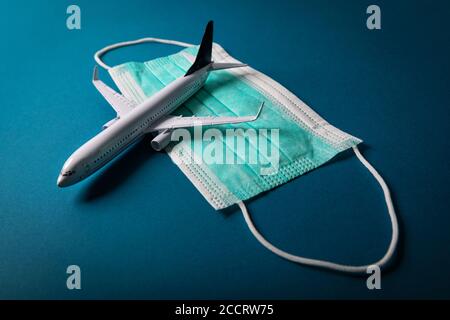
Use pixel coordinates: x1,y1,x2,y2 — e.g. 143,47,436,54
57,21,262,187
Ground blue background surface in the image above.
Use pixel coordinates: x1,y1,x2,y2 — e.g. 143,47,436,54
1,0,449,299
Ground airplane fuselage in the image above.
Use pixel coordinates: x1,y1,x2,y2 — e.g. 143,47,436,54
57,66,209,187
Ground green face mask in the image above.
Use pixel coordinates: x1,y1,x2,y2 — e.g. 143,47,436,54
96,39,398,274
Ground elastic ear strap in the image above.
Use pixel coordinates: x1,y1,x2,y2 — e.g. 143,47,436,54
94,38,195,70
239,145,399,274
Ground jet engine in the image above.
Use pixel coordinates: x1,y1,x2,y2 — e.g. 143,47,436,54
151,129,173,151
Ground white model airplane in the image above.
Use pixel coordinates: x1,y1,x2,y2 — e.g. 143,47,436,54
57,21,262,187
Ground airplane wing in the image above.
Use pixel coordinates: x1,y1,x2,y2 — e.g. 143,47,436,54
146,102,264,132
92,66,136,117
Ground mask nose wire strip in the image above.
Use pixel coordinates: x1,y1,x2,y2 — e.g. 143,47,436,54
94,38,195,70
238,145,399,274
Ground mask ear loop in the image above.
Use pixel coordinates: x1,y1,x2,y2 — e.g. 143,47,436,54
94,38,195,70
238,145,399,274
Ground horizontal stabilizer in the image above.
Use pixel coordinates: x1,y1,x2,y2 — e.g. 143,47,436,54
210,62,248,71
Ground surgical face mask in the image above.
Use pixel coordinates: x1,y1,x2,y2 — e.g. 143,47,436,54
94,38,398,274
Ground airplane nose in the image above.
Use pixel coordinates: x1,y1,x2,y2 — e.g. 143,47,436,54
57,175,66,188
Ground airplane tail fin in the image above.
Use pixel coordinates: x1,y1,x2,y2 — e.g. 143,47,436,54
185,21,213,76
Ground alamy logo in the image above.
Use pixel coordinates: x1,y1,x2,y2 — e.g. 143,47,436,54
66,5,81,30
170,126,280,175
366,265,381,290
366,5,381,30
66,265,81,290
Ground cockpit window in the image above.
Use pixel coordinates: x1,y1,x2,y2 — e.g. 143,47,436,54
62,170,76,177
